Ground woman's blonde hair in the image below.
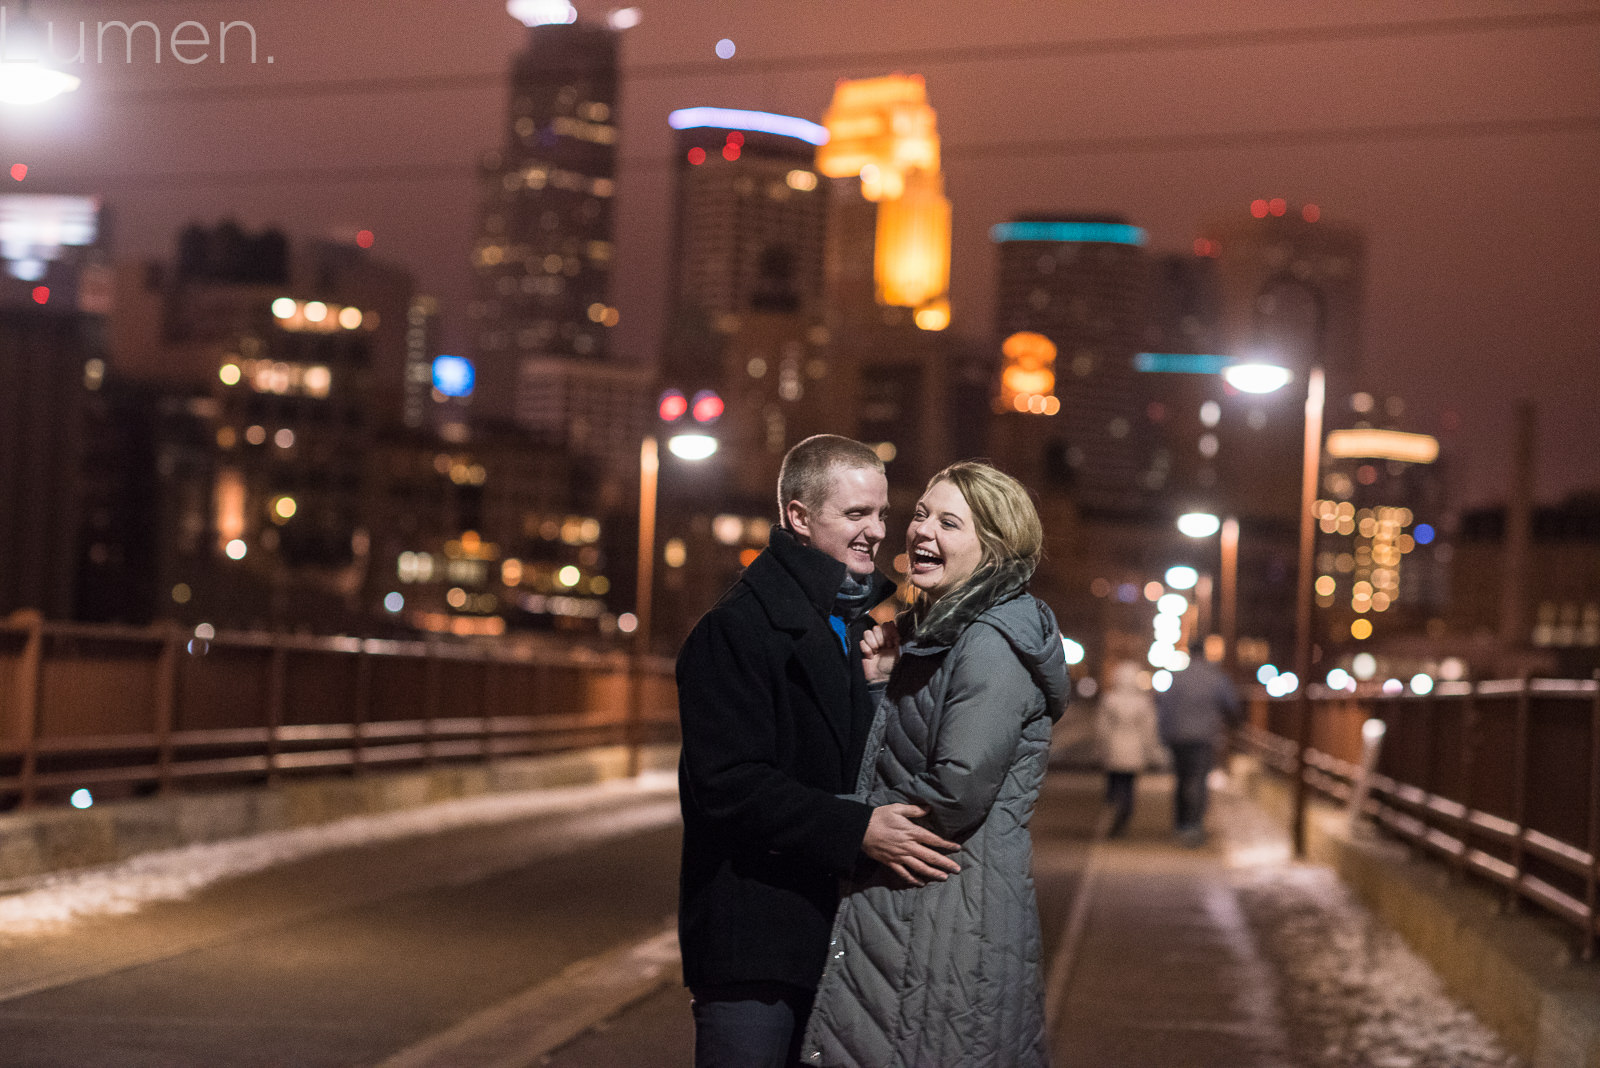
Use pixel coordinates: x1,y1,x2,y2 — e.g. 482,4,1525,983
926,460,1043,572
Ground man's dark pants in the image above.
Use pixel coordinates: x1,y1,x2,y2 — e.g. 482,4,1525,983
1167,740,1216,834
691,981,815,1068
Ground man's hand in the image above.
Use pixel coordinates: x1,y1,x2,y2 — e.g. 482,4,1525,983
860,621,901,684
861,803,961,886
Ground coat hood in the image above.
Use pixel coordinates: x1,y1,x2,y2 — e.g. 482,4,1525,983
973,594,1071,723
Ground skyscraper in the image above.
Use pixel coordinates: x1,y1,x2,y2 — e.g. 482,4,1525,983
0,193,106,620
991,215,1158,514
662,107,835,500
470,15,630,440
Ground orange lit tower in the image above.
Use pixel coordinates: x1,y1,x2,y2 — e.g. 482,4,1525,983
817,74,951,331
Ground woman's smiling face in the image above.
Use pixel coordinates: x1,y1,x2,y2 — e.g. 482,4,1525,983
906,479,984,601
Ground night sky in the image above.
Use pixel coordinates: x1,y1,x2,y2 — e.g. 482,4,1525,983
6,0,1597,510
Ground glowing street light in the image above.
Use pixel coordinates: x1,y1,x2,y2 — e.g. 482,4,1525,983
666,434,718,461
1176,512,1221,539
0,62,79,106
1222,361,1294,395
1164,565,1199,591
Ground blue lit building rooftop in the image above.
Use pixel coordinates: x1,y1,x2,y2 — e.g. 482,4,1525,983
990,220,1147,247
667,107,830,146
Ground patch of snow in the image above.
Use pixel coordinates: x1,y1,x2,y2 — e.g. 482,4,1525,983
1234,863,1523,1068
0,774,678,938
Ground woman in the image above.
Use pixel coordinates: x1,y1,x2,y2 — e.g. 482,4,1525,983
1095,661,1161,838
802,461,1069,1068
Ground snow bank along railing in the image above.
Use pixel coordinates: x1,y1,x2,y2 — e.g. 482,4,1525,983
0,617,678,811
1241,676,1600,960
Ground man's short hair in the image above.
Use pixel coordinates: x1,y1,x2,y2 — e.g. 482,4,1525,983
777,435,884,527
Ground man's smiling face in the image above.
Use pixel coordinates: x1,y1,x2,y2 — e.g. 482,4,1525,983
787,465,889,574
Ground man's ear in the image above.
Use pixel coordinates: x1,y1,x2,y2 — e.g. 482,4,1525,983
785,499,810,543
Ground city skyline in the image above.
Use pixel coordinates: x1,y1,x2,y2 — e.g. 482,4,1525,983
3,0,1597,510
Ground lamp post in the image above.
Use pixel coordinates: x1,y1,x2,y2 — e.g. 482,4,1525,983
1223,359,1326,856
1289,366,1326,857
1176,512,1240,674
625,390,720,774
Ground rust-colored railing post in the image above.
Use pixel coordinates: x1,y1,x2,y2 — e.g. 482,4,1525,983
352,642,372,776
1583,670,1600,961
153,625,180,795
1455,678,1479,883
423,643,441,766
15,613,45,810
480,655,496,764
266,641,286,787
1506,674,1532,914
625,654,643,778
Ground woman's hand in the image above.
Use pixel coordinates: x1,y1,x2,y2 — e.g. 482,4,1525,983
860,620,901,683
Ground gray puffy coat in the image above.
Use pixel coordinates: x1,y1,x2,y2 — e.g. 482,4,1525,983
802,593,1069,1068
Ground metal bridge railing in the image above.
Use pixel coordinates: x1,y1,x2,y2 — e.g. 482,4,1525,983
1240,675,1600,960
0,617,678,810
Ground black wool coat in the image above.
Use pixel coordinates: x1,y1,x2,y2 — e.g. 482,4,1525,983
676,526,896,991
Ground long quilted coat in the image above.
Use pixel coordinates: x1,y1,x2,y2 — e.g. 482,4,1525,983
802,592,1069,1068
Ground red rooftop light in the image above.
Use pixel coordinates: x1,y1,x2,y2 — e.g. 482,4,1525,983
658,390,688,422
32,286,49,304
691,390,724,423
726,131,744,147
687,147,706,165
722,143,741,161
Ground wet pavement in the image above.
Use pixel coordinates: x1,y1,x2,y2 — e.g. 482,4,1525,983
0,766,1519,1066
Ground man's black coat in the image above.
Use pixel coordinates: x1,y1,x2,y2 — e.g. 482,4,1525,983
676,526,896,991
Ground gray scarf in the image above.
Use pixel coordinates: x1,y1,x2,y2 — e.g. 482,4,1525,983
904,557,1035,648
833,569,878,623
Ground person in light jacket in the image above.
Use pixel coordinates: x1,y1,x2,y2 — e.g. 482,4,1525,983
802,461,1069,1068
1095,661,1161,837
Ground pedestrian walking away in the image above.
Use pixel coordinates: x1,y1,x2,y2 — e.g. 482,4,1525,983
1154,638,1243,846
803,461,1069,1068
1095,660,1162,838
675,434,961,1068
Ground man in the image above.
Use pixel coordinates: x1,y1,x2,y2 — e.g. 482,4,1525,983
676,434,961,1068
1154,638,1243,846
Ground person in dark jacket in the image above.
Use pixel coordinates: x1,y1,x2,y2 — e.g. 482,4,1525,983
804,461,1069,1068
677,434,962,1068
1154,638,1243,845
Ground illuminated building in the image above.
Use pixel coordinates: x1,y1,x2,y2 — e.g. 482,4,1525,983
1310,413,1448,650
1197,201,1366,405
667,107,829,324
662,106,837,504
0,193,106,619
367,424,622,636
471,16,622,426
991,214,1158,514
1453,493,1600,676
817,75,950,329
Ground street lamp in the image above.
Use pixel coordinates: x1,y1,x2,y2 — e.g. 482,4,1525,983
0,3,82,106
627,389,721,773
1221,361,1327,855
1177,512,1241,675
